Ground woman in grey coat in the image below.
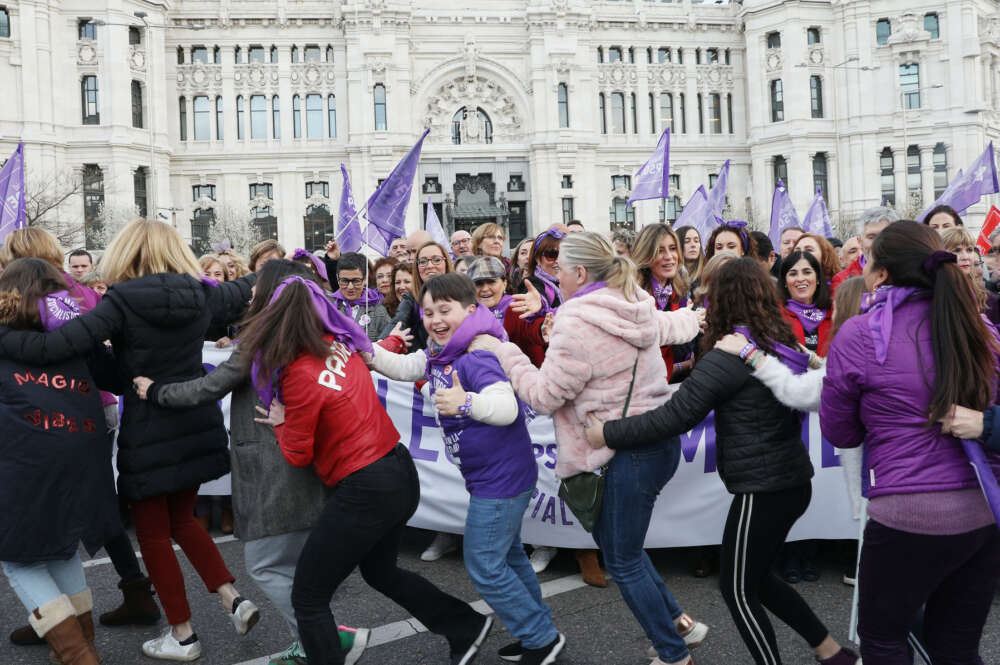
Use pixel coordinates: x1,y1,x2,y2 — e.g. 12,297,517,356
132,260,369,665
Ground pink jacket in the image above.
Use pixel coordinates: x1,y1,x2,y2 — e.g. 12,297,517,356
495,285,700,479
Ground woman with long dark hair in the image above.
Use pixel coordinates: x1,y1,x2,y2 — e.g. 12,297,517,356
523,228,565,310
243,274,491,665
674,225,705,282
585,257,859,665
705,221,757,260
779,250,832,358
822,221,1000,664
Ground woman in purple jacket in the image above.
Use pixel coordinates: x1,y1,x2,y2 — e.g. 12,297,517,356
821,220,1000,665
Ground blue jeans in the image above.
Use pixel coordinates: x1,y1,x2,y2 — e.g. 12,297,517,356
2,553,87,611
592,440,689,663
464,486,559,650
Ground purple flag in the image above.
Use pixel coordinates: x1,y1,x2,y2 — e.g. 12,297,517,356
961,439,1000,526
706,159,730,219
802,188,833,238
674,185,715,243
425,196,448,248
0,142,27,244
365,128,429,243
628,129,670,205
768,180,801,248
336,164,363,253
918,143,999,221
362,222,391,257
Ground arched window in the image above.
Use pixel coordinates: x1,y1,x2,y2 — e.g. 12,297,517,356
131,80,143,128
193,96,210,140
270,45,278,63
326,45,334,62
292,94,301,138
81,75,100,125
178,96,186,140
272,95,280,139
773,155,788,189
810,75,823,118
373,84,387,131
812,153,828,194
327,94,337,138
907,144,922,199
306,93,322,138
610,92,625,134
215,96,223,140
557,83,569,128
933,143,948,198
235,95,244,140
880,148,895,205
450,107,493,145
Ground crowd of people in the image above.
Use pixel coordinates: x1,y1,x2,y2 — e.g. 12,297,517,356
0,202,997,665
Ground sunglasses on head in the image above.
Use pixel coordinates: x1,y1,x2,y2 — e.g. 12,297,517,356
540,249,559,260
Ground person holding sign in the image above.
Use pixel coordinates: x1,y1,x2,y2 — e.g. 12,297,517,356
585,257,859,665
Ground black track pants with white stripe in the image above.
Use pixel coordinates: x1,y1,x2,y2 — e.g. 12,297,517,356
719,484,830,665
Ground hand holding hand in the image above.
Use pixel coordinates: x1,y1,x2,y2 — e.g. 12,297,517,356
512,281,543,319
583,413,607,449
715,332,750,356
254,400,285,427
433,372,468,417
132,376,153,400
938,404,985,440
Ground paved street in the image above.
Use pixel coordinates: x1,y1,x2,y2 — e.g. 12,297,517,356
1,528,997,665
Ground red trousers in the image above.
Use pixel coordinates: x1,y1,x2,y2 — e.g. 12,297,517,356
131,486,235,625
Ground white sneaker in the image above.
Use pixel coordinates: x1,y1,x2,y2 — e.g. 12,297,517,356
421,533,458,562
142,627,202,662
529,546,558,574
646,617,709,657
230,597,260,635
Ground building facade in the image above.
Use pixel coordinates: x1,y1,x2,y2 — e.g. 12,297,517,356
1,0,999,254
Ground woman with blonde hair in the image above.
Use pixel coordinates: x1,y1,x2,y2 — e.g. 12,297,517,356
199,255,230,283
214,249,249,279
471,222,509,268
248,239,286,272
0,219,260,662
2,227,99,312
472,231,707,665
940,226,1000,324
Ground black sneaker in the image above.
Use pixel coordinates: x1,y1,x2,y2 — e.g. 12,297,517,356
498,641,525,662
450,615,493,665
521,634,566,665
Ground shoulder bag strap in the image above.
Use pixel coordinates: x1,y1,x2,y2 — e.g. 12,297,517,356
622,354,640,418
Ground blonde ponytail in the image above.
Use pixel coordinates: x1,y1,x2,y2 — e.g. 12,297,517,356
558,232,642,302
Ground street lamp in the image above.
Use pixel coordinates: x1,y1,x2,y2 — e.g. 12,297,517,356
134,11,154,220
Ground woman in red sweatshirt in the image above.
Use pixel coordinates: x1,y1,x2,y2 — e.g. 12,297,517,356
240,275,490,665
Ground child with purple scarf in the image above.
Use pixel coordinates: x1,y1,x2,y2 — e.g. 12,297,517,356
330,252,390,341
369,272,566,665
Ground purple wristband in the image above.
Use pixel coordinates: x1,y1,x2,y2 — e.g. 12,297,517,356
738,343,757,360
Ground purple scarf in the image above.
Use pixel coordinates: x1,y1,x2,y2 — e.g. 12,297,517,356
292,248,329,281
650,277,673,311
488,294,515,321
38,291,81,331
330,288,384,323
252,276,374,407
734,326,810,375
860,285,924,365
534,266,560,308
569,280,608,301
425,304,508,377
784,299,828,335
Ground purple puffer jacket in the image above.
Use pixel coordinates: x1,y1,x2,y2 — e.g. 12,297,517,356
821,289,1000,498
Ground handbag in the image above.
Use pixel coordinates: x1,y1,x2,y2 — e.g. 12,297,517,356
558,354,639,532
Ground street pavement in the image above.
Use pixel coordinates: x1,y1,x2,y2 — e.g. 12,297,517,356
1,527,997,665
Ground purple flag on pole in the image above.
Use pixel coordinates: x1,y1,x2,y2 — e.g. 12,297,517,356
425,196,448,248
365,128,430,242
706,159,730,219
918,143,999,221
961,439,1000,526
0,142,27,245
627,129,670,205
674,186,715,243
768,180,801,248
362,222,391,257
337,164,363,253
802,188,833,238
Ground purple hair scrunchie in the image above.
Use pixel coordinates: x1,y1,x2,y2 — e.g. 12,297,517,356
922,250,957,275
291,248,329,282
720,219,750,253
533,227,566,250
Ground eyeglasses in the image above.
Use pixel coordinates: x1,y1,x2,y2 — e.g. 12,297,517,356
540,249,559,260
417,256,445,267
337,278,365,287
989,247,1000,256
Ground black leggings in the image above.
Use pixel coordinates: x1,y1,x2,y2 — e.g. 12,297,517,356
719,484,829,665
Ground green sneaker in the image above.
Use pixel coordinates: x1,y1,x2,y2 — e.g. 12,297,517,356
267,641,307,665
338,625,371,665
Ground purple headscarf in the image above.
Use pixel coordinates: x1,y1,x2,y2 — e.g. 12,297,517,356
533,227,566,250
292,248,329,282
252,276,374,407
718,219,751,254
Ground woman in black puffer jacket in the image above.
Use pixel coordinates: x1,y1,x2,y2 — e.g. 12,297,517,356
585,258,859,665
0,220,260,662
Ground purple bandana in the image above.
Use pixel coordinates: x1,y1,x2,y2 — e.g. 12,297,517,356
720,219,751,253
533,227,566,249
651,277,673,311
488,294,515,321
38,291,81,331
252,276,374,407
425,304,508,377
734,326,810,375
569,280,608,301
860,285,924,365
785,299,828,335
292,248,329,281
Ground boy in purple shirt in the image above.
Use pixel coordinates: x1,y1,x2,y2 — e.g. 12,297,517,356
369,273,565,665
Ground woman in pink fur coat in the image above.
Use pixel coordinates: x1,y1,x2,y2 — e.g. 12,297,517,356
473,232,706,665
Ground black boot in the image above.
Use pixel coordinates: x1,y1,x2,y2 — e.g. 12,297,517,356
98,577,161,626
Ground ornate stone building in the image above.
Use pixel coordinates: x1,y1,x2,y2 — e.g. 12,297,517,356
1,0,999,253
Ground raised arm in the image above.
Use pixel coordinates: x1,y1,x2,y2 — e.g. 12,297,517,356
0,297,125,364
655,307,701,347
381,292,416,339
207,274,257,326
368,344,428,382
148,348,246,408
604,350,747,450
